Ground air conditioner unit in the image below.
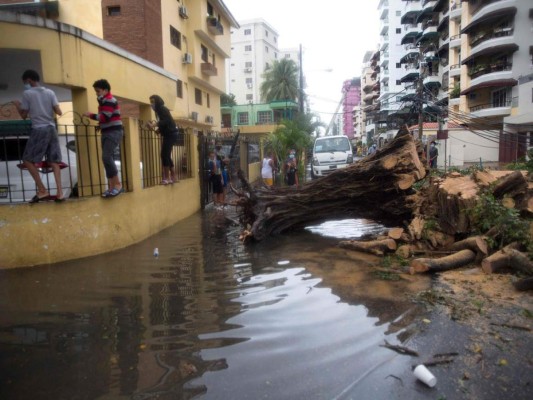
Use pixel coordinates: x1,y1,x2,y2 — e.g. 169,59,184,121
205,116,214,124
179,6,188,19
182,53,192,64
247,84,253,89
191,111,198,121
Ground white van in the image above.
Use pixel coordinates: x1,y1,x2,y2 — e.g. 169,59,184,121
311,135,353,178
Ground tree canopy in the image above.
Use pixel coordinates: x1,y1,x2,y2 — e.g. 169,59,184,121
260,59,299,103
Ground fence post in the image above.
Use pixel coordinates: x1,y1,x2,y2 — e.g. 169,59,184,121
123,117,142,191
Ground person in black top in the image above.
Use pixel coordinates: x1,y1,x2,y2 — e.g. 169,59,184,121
147,95,178,184
429,141,438,168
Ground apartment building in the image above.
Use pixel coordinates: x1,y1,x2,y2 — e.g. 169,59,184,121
377,0,409,143
342,78,361,139
361,50,381,145
394,0,532,166
459,0,533,162
227,18,281,105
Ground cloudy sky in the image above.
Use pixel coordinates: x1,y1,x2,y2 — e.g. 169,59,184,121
223,0,380,126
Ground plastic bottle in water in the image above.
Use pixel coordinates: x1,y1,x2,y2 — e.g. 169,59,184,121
153,247,159,258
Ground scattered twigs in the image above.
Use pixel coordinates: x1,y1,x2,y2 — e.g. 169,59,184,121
489,322,532,332
380,340,419,357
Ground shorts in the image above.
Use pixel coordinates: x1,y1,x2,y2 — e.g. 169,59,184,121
211,174,223,194
263,177,273,186
23,125,62,163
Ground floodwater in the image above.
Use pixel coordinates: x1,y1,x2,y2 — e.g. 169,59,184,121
0,210,432,400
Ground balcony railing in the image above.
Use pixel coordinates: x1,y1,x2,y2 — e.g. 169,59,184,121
470,98,512,112
470,27,513,48
206,17,224,35
201,62,218,76
468,62,512,79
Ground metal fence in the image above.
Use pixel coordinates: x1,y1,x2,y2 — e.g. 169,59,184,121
0,117,195,203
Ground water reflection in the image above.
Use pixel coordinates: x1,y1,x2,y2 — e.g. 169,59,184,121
0,214,429,400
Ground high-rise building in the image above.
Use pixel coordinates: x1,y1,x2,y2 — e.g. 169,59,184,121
342,78,361,139
227,18,281,105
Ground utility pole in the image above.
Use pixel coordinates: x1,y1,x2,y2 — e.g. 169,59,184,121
417,45,428,167
299,44,304,114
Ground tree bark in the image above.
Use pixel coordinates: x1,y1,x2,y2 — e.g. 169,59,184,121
409,249,476,274
513,277,533,291
388,227,404,240
447,236,489,256
481,242,522,274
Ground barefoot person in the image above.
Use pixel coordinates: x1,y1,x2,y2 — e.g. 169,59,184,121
84,79,123,198
13,69,65,203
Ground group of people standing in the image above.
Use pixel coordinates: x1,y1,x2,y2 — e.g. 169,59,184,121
13,69,183,203
261,149,299,188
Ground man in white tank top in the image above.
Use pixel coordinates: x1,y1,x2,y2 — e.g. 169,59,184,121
261,151,274,186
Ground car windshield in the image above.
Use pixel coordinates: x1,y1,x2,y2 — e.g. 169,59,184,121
314,138,350,153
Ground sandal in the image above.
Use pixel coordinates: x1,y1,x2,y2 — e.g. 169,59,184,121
29,192,50,203
104,187,124,198
160,180,169,185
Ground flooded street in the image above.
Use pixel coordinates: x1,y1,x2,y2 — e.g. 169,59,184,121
0,210,433,400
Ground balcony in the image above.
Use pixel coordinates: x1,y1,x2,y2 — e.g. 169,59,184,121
462,43,518,65
424,72,441,89
201,62,218,76
449,64,461,77
469,28,515,59
380,19,389,35
401,26,421,45
363,80,376,93
461,1,517,36
450,3,462,20
206,17,224,35
400,66,419,83
449,34,461,48
469,99,512,118
469,62,513,86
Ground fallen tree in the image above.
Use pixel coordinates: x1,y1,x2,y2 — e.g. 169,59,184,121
233,130,426,241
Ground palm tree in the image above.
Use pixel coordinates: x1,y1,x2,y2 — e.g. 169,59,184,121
260,59,299,102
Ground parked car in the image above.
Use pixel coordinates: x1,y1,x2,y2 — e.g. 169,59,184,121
311,135,354,179
0,120,77,203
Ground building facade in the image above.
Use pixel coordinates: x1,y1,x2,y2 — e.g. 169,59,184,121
226,18,281,105
341,78,361,139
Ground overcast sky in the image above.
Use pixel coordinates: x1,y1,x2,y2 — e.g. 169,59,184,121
223,0,380,126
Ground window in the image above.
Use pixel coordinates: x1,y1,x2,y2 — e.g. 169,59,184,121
265,30,269,37
396,96,403,102
396,28,401,34
195,88,202,105
238,112,249,125
107,6,121,16
492,88,510,107
176,80,183,98
246,94,253,101
396,10,401,16
265,46,269,53
206,93,210,108
245,78,252,84
265,62,270,70
170,26,181,49
207,2,214,17
396,63,401,68
396,80,401,85
245,45,252,51
244,29,251,35
201,45,208,62
245,61,252,68
257,111,272,124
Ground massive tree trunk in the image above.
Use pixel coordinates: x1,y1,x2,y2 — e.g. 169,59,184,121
234,131,426,241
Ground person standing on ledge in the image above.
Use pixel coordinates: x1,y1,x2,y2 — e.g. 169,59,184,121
84,79,124,198
13,69,65,203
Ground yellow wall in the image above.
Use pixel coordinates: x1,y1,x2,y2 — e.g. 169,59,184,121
0,177,200,269
58,0,104,38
